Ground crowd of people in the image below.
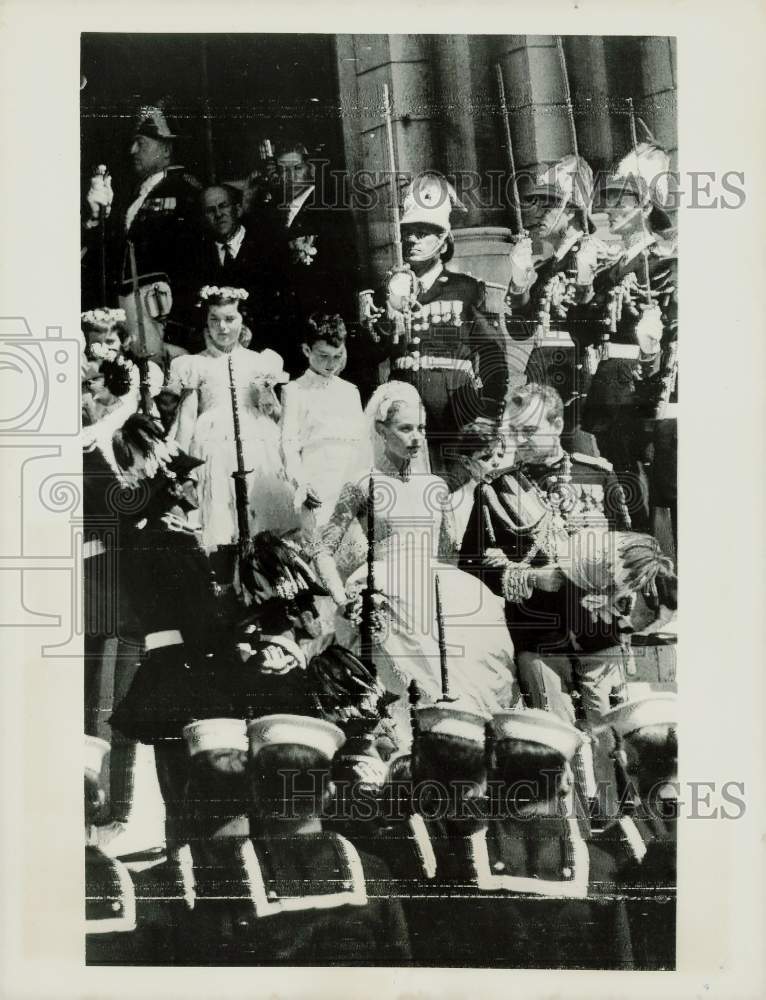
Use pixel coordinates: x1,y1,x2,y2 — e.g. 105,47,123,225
82,105,678,969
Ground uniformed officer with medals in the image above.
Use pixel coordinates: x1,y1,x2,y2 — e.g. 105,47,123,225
579,140,678,537
459,384,633,727
457,386,637,820
83,106,204,354
504,154,609,453
360,171,510,484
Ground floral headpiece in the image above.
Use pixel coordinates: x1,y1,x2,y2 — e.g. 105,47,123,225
88,342,135,370
81,308,127,327
197,285,249,304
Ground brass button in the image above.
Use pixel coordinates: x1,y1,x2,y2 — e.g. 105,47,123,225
492,861,505,872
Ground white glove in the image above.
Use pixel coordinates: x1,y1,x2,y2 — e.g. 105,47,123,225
386,269,418,315
635,305,664,356
574,237,605,287
507,237,536,293
85,165,113,228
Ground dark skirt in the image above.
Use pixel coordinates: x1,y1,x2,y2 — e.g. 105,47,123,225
109,644,215,745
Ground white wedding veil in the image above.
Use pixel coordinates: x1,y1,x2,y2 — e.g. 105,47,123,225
355,381,432,477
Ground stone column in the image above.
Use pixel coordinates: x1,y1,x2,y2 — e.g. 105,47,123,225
333,34,440,279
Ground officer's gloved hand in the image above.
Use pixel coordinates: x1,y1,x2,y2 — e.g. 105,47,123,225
531,565,566,593
507,236,536,293
635,305,664,356
385,267,419,315
574,236,607,294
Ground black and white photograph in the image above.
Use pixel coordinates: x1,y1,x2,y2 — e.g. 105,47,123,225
3,5,766,995
79,31,680,970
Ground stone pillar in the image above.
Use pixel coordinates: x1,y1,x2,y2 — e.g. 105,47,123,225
638,37,678,168
431,35,482,226
563,36,614,172
333,34,440,279
495,35,574,176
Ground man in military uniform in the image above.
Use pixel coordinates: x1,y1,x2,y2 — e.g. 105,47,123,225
106,415,221,853
180,713,412,966
362,172,510,485
504,155,606,454
83,107,204,351
470,708,635,969
457,385,634,822
85,736,190,965
460,384,632,727
579,141,678,535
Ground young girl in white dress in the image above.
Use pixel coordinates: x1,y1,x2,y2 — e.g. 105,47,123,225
169,286,298,553
313,381,518,745
280,314,364,530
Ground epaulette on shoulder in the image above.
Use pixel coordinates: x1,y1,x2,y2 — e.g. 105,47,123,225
571,452,613,471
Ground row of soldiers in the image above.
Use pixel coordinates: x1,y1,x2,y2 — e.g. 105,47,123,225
355,147,677,544
86,501,677,969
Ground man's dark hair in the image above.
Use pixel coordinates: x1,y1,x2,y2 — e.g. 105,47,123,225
186,751,249,836
411,732,486,822
623,725,678,803
249,743,332,820
491,737,567,809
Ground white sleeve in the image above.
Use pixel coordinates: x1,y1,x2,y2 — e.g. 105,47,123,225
280,382,306,490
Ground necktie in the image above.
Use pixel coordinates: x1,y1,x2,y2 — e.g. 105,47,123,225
222,243,234,267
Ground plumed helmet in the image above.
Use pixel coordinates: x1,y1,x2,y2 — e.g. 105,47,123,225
308,644,396,724
239,531,329,605
400,171,466,231
134,104,177,141
528,154,597,233
603,141,673,231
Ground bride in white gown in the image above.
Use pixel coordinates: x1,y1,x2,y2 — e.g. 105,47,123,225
313,382,518,744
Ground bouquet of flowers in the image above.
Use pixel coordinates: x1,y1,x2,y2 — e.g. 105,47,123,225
559,528,675,626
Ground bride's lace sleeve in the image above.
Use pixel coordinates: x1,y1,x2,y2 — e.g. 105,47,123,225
312,480,366,604
438,488,460,564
